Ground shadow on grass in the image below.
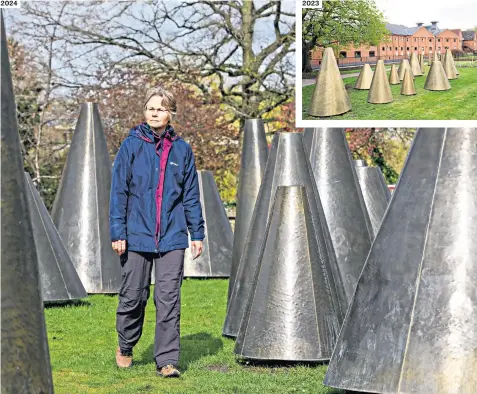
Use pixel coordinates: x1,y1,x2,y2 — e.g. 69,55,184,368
45,299,92,308
135,332,223,372
237,358,329,369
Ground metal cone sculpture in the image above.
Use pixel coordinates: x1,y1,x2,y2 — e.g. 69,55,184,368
223,132,344,337
354,160,391,239
443,49,457,79
25,173,88,303
424,60,451,91
234,186,344,361
388,64,400,85
308,47,351,117
325,128,477,394
368,60,393,104
401,68,416,96
354,64,373,90
228,119,268,301
419,54,425,73
429,53,434,66
51,103,120,293
305,129,373,310
1,12,54,393
398,58,414,81
184,170,233,277
445,49,459,76
410,52,423,76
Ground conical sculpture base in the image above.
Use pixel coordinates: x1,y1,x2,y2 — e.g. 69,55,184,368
25,173,88,303
388,64,400,85
228,119,268,302
234,186,343,361
304,129,372,310
223,132,344,338
308,47,351,117
325,128,477,394
354,64,373,90
52,103,121,293
1,12,54,393
401,68,416,96
424,60,451,91
410,52,423,76
443,50,457,80
398,59,414,81
354,161,391,239
368,60,393,104
184,171,233,277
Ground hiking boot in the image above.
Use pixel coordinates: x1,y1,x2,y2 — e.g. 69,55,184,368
116,348,133,368
156,364,180,378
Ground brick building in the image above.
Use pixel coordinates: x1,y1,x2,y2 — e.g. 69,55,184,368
311,21,476,67
463,30,477,52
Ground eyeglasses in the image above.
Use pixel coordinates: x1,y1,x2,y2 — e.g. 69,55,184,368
146,107,169,113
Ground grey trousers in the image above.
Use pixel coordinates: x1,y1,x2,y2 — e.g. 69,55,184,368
116,249,185,368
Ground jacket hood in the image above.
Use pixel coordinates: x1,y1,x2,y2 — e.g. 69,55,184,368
129,122,180,143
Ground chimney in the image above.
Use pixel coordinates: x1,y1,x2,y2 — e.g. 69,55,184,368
416,22,423,27
431,21,438,27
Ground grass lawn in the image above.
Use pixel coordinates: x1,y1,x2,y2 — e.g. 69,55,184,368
302,67,477,120
45,279,344,394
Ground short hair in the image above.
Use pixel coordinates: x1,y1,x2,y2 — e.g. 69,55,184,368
143,87,177,122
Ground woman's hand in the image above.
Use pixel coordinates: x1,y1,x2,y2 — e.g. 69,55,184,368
112,240,127,255
191,240,203,260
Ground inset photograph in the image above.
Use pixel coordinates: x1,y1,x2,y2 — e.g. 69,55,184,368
299,0,477,121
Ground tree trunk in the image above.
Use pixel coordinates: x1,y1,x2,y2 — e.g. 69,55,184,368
302,41,314,73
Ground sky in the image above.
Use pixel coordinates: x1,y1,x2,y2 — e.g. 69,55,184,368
374,0,477,30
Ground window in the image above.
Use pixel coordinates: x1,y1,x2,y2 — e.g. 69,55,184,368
406,38,409,42
395,47,398,50
382,46,385,51
354,51,361,58
389,47,392,50
414,38,417,42
414,47,418,51
429,39,433,42
454,39,457,42
429,47,433,50
407,47,410,50
446,39,449,42
421,47,424,51
401,47,404,50
369,50,376,57
339,51,347,58
438,38,441,42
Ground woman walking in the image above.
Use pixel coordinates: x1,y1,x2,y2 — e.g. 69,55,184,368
109,87,205,377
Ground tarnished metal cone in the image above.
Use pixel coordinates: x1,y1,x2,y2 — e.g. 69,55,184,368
304,129,372,310
223,132,344,338
424,60,451,91
234,186,343,361
325,128,477,394
388,64,400,85
367,60,393,104
410,52,423,76
354,64,373,90
1,12,54,393
354,161,391,239
51,103,120,293
25,173,88,303
445,49,460,76
419,54,425,73
184,170,233,277
307,47,351,117
401,68,416,96
398,58,414,81
443,51,457,80
228,119,268,302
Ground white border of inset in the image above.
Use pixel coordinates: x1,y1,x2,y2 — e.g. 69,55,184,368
295,0,477,128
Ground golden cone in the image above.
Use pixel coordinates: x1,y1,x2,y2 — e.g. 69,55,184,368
410,53,423,76
308,47,351,117
398,59,414,81
354,64,373,90
367,60,393,104
442,51,457,80
401,69,416,95
424,60,451,91
389,64,400,85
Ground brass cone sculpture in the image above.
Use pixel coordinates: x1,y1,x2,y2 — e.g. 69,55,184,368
234,186,344,362
446,49,460,76
410,52,423,76
419,54,425,73
51,103,121,293
183,171,234,277
424,60,451,91
398,58,414,81
1,11,54,393
367,60,393,104
429,53,433,66
388,64,400,85
354,64,373,90
443,49,458,79
401,68,416,96
228,119,268,303
325,128,477,394
24,172,88,303
308,47,351,117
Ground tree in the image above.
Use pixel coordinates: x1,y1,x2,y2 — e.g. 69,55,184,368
302,0,388,72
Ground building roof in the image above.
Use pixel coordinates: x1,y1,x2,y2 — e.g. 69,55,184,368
386,23,419,36
463,30,476,40
425,24,444,35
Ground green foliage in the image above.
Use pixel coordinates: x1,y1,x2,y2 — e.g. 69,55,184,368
215,169,237,205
